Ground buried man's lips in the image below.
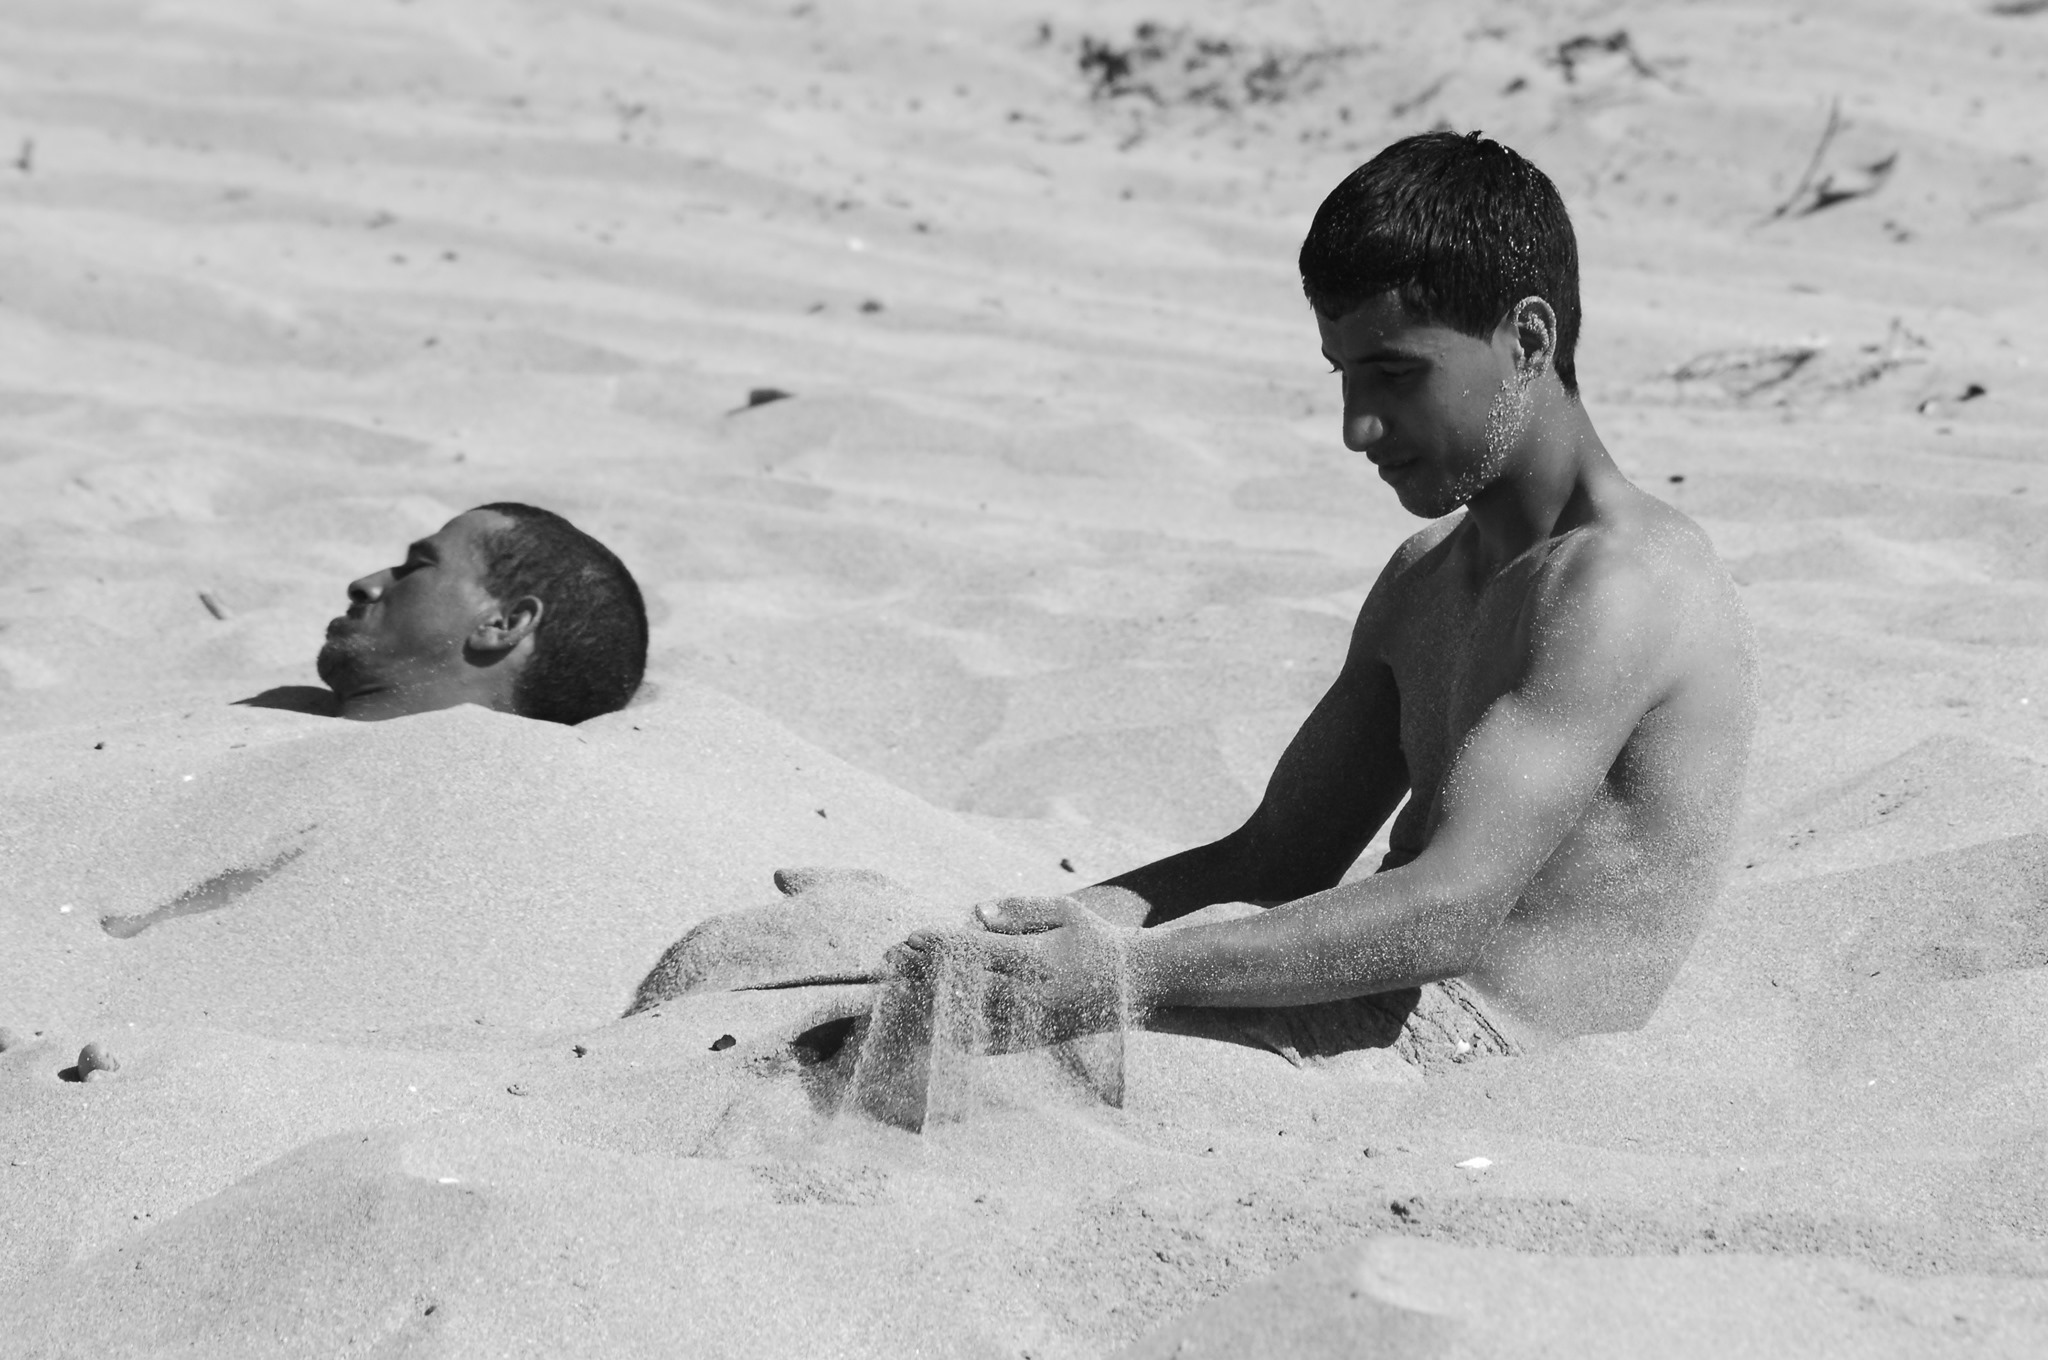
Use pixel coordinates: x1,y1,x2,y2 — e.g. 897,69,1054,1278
325,615,357,637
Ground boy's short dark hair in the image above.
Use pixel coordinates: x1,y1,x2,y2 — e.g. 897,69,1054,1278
474,502,647,725
1298,131,1582,396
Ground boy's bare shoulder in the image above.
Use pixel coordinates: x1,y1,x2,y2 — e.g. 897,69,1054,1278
1529,490,1743,655
1395,513,1465,569
1374,514,1465,592
1353,514,1464,633
1554,491,1728,597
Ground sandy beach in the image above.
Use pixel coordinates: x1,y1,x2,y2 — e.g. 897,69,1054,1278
4,0,2047,1353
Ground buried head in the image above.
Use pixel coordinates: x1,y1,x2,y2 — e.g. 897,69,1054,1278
318,503,645,724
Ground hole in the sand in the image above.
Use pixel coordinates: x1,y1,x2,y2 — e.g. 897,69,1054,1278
56,1065,82,1083
101,828,316,939
790,1015,858,1066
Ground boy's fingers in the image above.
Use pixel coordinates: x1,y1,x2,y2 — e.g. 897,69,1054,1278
883,932,945,977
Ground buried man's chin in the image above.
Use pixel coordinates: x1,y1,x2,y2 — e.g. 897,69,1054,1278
313,626,372,693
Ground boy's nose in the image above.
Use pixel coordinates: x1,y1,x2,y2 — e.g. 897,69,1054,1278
1343,411,1385,452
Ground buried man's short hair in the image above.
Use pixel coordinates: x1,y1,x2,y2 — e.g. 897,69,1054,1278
473,502,648,724
1296,129,1583,396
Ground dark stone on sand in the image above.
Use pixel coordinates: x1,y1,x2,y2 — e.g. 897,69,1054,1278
710,1034,736,1052
743,387,792,410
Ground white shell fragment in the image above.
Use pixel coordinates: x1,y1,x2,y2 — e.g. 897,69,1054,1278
1455,1156,1493,1170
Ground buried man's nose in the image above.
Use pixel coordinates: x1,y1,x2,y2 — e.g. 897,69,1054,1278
1343,409,1386,453
346,570,392,605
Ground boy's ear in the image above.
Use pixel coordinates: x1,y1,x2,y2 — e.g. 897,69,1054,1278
470,595,544,655
1505,296,1558,379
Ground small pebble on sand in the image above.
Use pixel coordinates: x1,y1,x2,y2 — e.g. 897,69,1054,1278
78,1042,118,1079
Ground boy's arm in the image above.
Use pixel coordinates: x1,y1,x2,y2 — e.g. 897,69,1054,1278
1056,585,1412,929
1069,645,1408,927
1126,540,1673,1009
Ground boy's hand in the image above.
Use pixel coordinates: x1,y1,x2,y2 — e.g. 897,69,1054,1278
882,896,1133,1050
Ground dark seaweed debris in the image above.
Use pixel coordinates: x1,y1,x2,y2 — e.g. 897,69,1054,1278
1075,22,1356,111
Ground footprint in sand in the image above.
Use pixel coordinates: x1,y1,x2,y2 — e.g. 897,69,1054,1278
99,824,318,940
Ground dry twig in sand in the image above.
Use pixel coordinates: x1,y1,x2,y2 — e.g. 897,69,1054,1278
1666,343,1826,399
1765,99,1899,221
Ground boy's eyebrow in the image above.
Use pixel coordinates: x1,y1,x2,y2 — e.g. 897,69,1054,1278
1323,344,1425,366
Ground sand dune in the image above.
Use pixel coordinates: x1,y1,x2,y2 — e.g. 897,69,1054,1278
3,0,2046,1354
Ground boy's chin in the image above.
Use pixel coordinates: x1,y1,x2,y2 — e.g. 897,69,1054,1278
1394,483,1464,520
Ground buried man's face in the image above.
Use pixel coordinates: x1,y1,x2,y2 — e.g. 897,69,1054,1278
316,510,512,701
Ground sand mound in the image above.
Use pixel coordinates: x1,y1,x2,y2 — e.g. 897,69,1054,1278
0,685,1051,1041
628,866,942,1013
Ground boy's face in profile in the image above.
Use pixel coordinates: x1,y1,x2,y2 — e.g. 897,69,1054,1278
1317,294,1521,519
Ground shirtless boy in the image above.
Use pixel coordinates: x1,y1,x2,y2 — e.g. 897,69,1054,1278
888,131,1757,1052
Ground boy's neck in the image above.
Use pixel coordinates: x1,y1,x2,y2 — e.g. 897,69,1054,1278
1459,387,1620,578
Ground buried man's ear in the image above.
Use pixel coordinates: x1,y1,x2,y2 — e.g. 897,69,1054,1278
468,595,543,656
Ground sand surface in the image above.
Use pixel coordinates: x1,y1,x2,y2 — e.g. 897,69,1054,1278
3,0,2046,1354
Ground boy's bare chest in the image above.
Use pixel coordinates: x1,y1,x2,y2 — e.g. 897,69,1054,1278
1382,554,1542,787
